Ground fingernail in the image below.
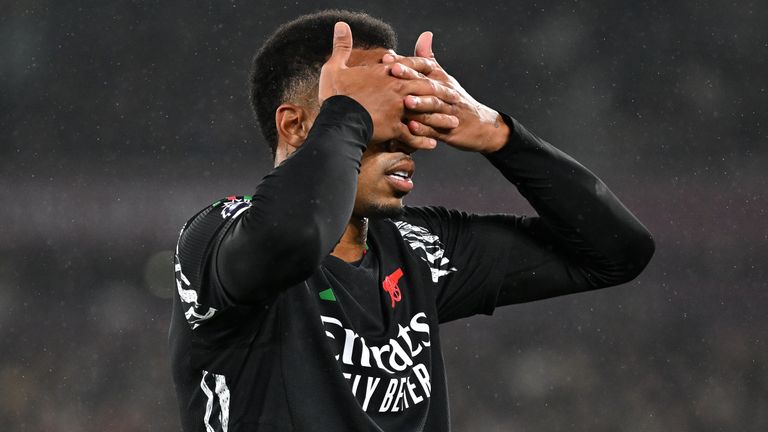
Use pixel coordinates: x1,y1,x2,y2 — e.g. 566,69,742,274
450,116,459,127
382,54,394,63
409,96,419,106
334,22,346,37
430,138,437,147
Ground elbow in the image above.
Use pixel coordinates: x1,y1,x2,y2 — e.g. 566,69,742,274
580,226,655,289
613,229,656,284
637,230,656,271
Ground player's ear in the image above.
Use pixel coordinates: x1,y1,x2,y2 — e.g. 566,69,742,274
275,103,314,150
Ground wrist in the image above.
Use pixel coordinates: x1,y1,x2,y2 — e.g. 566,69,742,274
479,112,510,153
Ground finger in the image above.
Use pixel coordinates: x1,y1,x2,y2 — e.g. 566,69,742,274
407,120,450,142
414,31,435,59
328,22,353,68
404,95,455,115
388,56,438,76
401,78,461,104
404,112,459,130
382,51,406,64
390,62,428,80
395,123,438,150
381,50,398,63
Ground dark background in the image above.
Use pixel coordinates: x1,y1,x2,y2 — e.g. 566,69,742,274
1,0,766,430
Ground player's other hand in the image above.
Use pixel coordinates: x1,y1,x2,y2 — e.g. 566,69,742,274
382,32,510,153
318,22,461,150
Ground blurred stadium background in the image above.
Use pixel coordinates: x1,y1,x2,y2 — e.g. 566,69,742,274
1,1,766,430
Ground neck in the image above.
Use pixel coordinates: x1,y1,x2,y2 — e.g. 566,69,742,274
331,216,369,262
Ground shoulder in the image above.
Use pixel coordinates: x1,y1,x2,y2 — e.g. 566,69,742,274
174,196,256,329
399,205,462,222
380,207,461,283
175,195,256,282
390,206,471,236
177,196,255,247
193,195,255,228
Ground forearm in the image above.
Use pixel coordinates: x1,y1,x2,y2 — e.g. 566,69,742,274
217,96,372,303
485,114,655,287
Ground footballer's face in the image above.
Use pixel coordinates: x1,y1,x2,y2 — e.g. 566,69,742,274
281,48,417,218
339,48,418,219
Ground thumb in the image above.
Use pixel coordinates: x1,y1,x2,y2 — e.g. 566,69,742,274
414,31,434,59
329,22,353,67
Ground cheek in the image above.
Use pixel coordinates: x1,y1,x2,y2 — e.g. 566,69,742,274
357,145,391,198
357,152,378,187
356,164,378,197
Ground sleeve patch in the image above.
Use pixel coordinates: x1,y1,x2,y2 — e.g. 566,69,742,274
393,221,457,283
219,197,252,220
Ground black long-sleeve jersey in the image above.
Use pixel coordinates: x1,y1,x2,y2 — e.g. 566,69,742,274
169,95,654,432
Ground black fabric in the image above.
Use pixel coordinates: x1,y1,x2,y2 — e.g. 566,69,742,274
400,114,656,312
216,94,373,304
169,97,654,431
172,211,465,432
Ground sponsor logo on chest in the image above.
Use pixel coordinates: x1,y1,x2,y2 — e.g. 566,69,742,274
320,311,433,413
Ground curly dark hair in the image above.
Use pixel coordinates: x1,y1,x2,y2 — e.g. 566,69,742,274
250,10,397,157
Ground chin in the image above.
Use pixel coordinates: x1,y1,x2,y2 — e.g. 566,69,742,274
361,200,405,219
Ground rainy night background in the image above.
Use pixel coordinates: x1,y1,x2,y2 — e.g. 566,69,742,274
1,1,766,431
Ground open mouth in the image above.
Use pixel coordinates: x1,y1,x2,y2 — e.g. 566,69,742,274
387,170,411,180
384,158,415,193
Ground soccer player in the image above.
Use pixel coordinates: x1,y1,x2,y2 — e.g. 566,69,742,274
169,10,654,432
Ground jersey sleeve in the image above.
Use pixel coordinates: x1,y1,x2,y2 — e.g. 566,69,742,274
173,95,373,329
398,112,654,323
173,197,254,329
